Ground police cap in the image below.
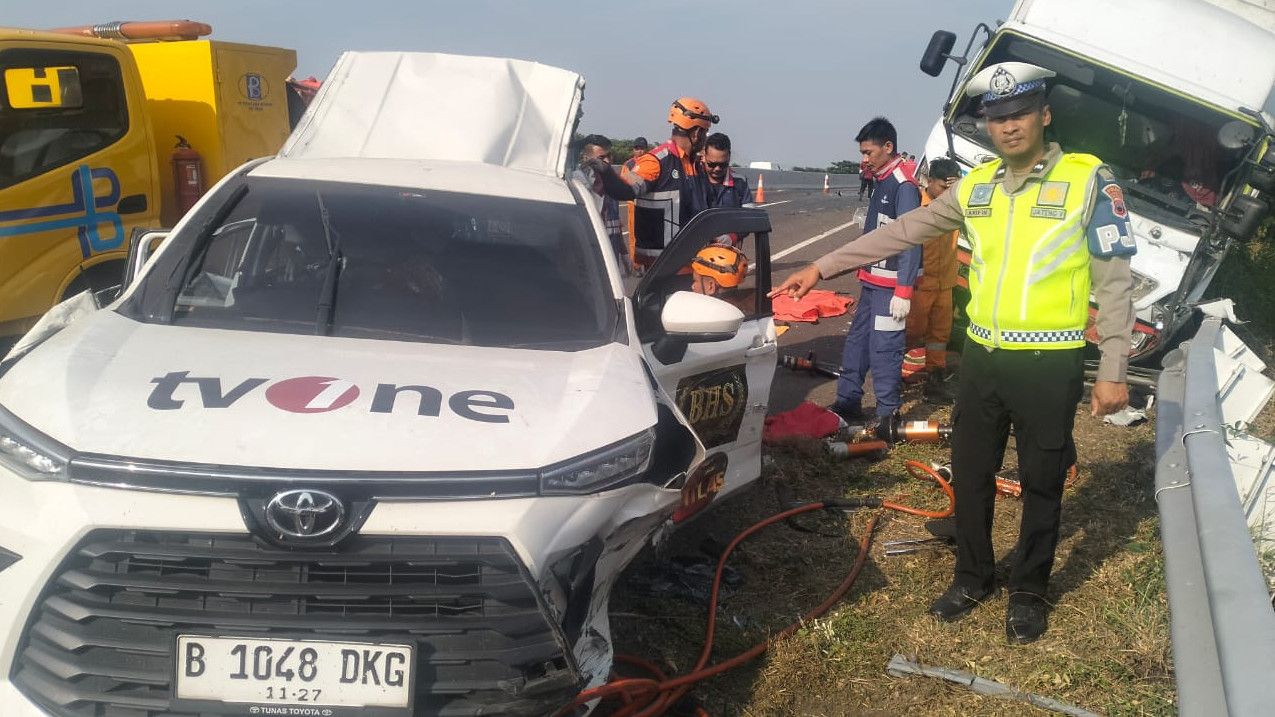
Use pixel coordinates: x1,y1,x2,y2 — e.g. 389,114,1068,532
964,62,1056,119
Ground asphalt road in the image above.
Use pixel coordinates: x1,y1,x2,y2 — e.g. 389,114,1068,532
748,187,879,415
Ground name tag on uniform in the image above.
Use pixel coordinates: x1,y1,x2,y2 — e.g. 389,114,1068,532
1030,207,1066,219
968,183,996,207
964,207,992,217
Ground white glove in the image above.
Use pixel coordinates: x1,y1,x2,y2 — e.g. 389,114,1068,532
889,296,911,322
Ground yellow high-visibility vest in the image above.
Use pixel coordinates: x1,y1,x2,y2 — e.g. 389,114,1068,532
958,153,1101,350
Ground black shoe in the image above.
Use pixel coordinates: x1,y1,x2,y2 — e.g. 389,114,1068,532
928,583,995,622
1005,592,1049,644
829,401,866,424
923,369,956,404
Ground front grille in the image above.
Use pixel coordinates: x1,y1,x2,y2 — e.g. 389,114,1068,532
13,531,579,716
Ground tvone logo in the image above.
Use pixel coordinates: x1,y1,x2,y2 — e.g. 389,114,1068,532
147,372,515,423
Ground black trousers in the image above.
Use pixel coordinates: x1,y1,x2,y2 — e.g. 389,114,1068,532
951,343,1083,596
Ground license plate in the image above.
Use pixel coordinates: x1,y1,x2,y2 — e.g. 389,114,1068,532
175,635,414,710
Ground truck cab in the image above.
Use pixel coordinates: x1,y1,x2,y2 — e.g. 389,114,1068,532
918,0,1275,361
0,23,294,341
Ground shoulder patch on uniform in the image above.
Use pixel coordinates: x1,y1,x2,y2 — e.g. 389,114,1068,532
1030,207,1066,220
965,207,992,218
1087,175,1136,258
1037,181,1069,207
1102,184,1127,218
968,183,996,207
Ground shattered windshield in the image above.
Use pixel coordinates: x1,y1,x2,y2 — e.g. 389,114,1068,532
950,32,1253,220
129,177,616,350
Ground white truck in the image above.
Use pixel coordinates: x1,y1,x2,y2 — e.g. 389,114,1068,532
918,0,1275,362
0,52,778,716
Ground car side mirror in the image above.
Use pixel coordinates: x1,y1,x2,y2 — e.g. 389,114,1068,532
660,291,744,341
122,227,171,292
920,31,957,77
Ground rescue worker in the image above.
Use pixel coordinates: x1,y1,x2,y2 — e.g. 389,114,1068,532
586,98,717,267
573,134,631,272
690,244,747,297
858,160,873,200
770,62,1135,644
702,133,753,209
905,158,962,403
831,117,921,422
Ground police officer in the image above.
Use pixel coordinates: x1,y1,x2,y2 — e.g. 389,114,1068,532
770,62,1135,644
586,98,717,267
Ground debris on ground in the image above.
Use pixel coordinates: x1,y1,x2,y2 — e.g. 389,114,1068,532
886,654,1102,717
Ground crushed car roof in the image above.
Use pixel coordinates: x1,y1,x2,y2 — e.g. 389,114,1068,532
280,51,585,179
248,157,577,204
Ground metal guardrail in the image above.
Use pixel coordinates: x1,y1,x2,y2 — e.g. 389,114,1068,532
1155,316,1275,715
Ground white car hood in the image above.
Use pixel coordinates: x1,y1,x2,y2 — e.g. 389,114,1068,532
0,311,654,472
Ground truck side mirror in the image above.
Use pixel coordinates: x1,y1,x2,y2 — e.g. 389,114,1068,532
920,31,957,77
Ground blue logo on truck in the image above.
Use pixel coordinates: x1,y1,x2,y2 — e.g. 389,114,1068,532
0,164,125,257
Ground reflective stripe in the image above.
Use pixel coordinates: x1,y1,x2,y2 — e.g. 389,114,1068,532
1028,239,1084,286
969,322,1085,345
867,266,898,279
1020,206,1081,317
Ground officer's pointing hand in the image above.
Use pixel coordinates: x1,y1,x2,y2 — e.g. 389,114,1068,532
1090,380,1129,417
768,264,821,300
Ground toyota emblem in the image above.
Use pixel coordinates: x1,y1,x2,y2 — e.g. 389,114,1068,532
265,490,346,539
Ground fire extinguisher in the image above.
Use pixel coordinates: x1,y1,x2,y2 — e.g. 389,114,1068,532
171,135,205,214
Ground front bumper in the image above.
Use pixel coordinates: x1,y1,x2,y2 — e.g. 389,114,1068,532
0,471,679,716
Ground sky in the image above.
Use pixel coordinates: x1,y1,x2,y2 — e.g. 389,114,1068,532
7,0,1012,168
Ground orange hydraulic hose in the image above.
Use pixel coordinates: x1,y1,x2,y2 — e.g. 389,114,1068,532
880,460,956,519
555,505,880,717
558,460,954,716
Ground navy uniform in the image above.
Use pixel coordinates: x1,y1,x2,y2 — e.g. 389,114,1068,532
810,62,1135,643
706,169,752,209
834,155,921,419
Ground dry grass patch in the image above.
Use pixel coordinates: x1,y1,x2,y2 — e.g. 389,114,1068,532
610,404,1174,716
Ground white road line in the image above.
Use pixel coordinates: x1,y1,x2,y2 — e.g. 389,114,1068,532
754,200,791,208
749,219,858,271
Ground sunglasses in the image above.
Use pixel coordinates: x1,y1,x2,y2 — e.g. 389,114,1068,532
704,161,729,169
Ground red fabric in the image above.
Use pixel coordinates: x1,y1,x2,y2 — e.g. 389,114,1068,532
763,401,843,443
772,290,853,322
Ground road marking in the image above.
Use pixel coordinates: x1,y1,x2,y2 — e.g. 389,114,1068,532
750,219,858,270
755,200,791,208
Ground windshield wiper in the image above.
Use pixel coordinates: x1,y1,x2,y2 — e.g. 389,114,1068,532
314,192,343,335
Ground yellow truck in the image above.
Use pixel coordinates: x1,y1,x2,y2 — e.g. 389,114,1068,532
0,21,295,339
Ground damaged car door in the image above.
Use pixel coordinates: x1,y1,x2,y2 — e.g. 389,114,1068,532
631,208,777,520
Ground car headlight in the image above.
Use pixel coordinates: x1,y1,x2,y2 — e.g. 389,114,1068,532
540,428,655,495
0,404,70,481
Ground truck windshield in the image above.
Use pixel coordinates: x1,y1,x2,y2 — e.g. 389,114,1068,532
125,177,617,350
950,32,1253,220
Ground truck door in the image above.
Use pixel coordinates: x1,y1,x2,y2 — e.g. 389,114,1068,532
0,41,157,337
632,208,777,507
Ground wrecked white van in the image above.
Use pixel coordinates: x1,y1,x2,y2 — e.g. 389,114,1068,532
0,52,777,716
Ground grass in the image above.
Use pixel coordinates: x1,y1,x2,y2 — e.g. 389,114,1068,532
610,398,1176,716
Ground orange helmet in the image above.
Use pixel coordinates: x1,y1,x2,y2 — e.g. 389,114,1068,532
691,245,747,288
668,97,719,131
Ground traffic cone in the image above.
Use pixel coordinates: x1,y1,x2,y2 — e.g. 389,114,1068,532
755,173,765,203
823,174,831,194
